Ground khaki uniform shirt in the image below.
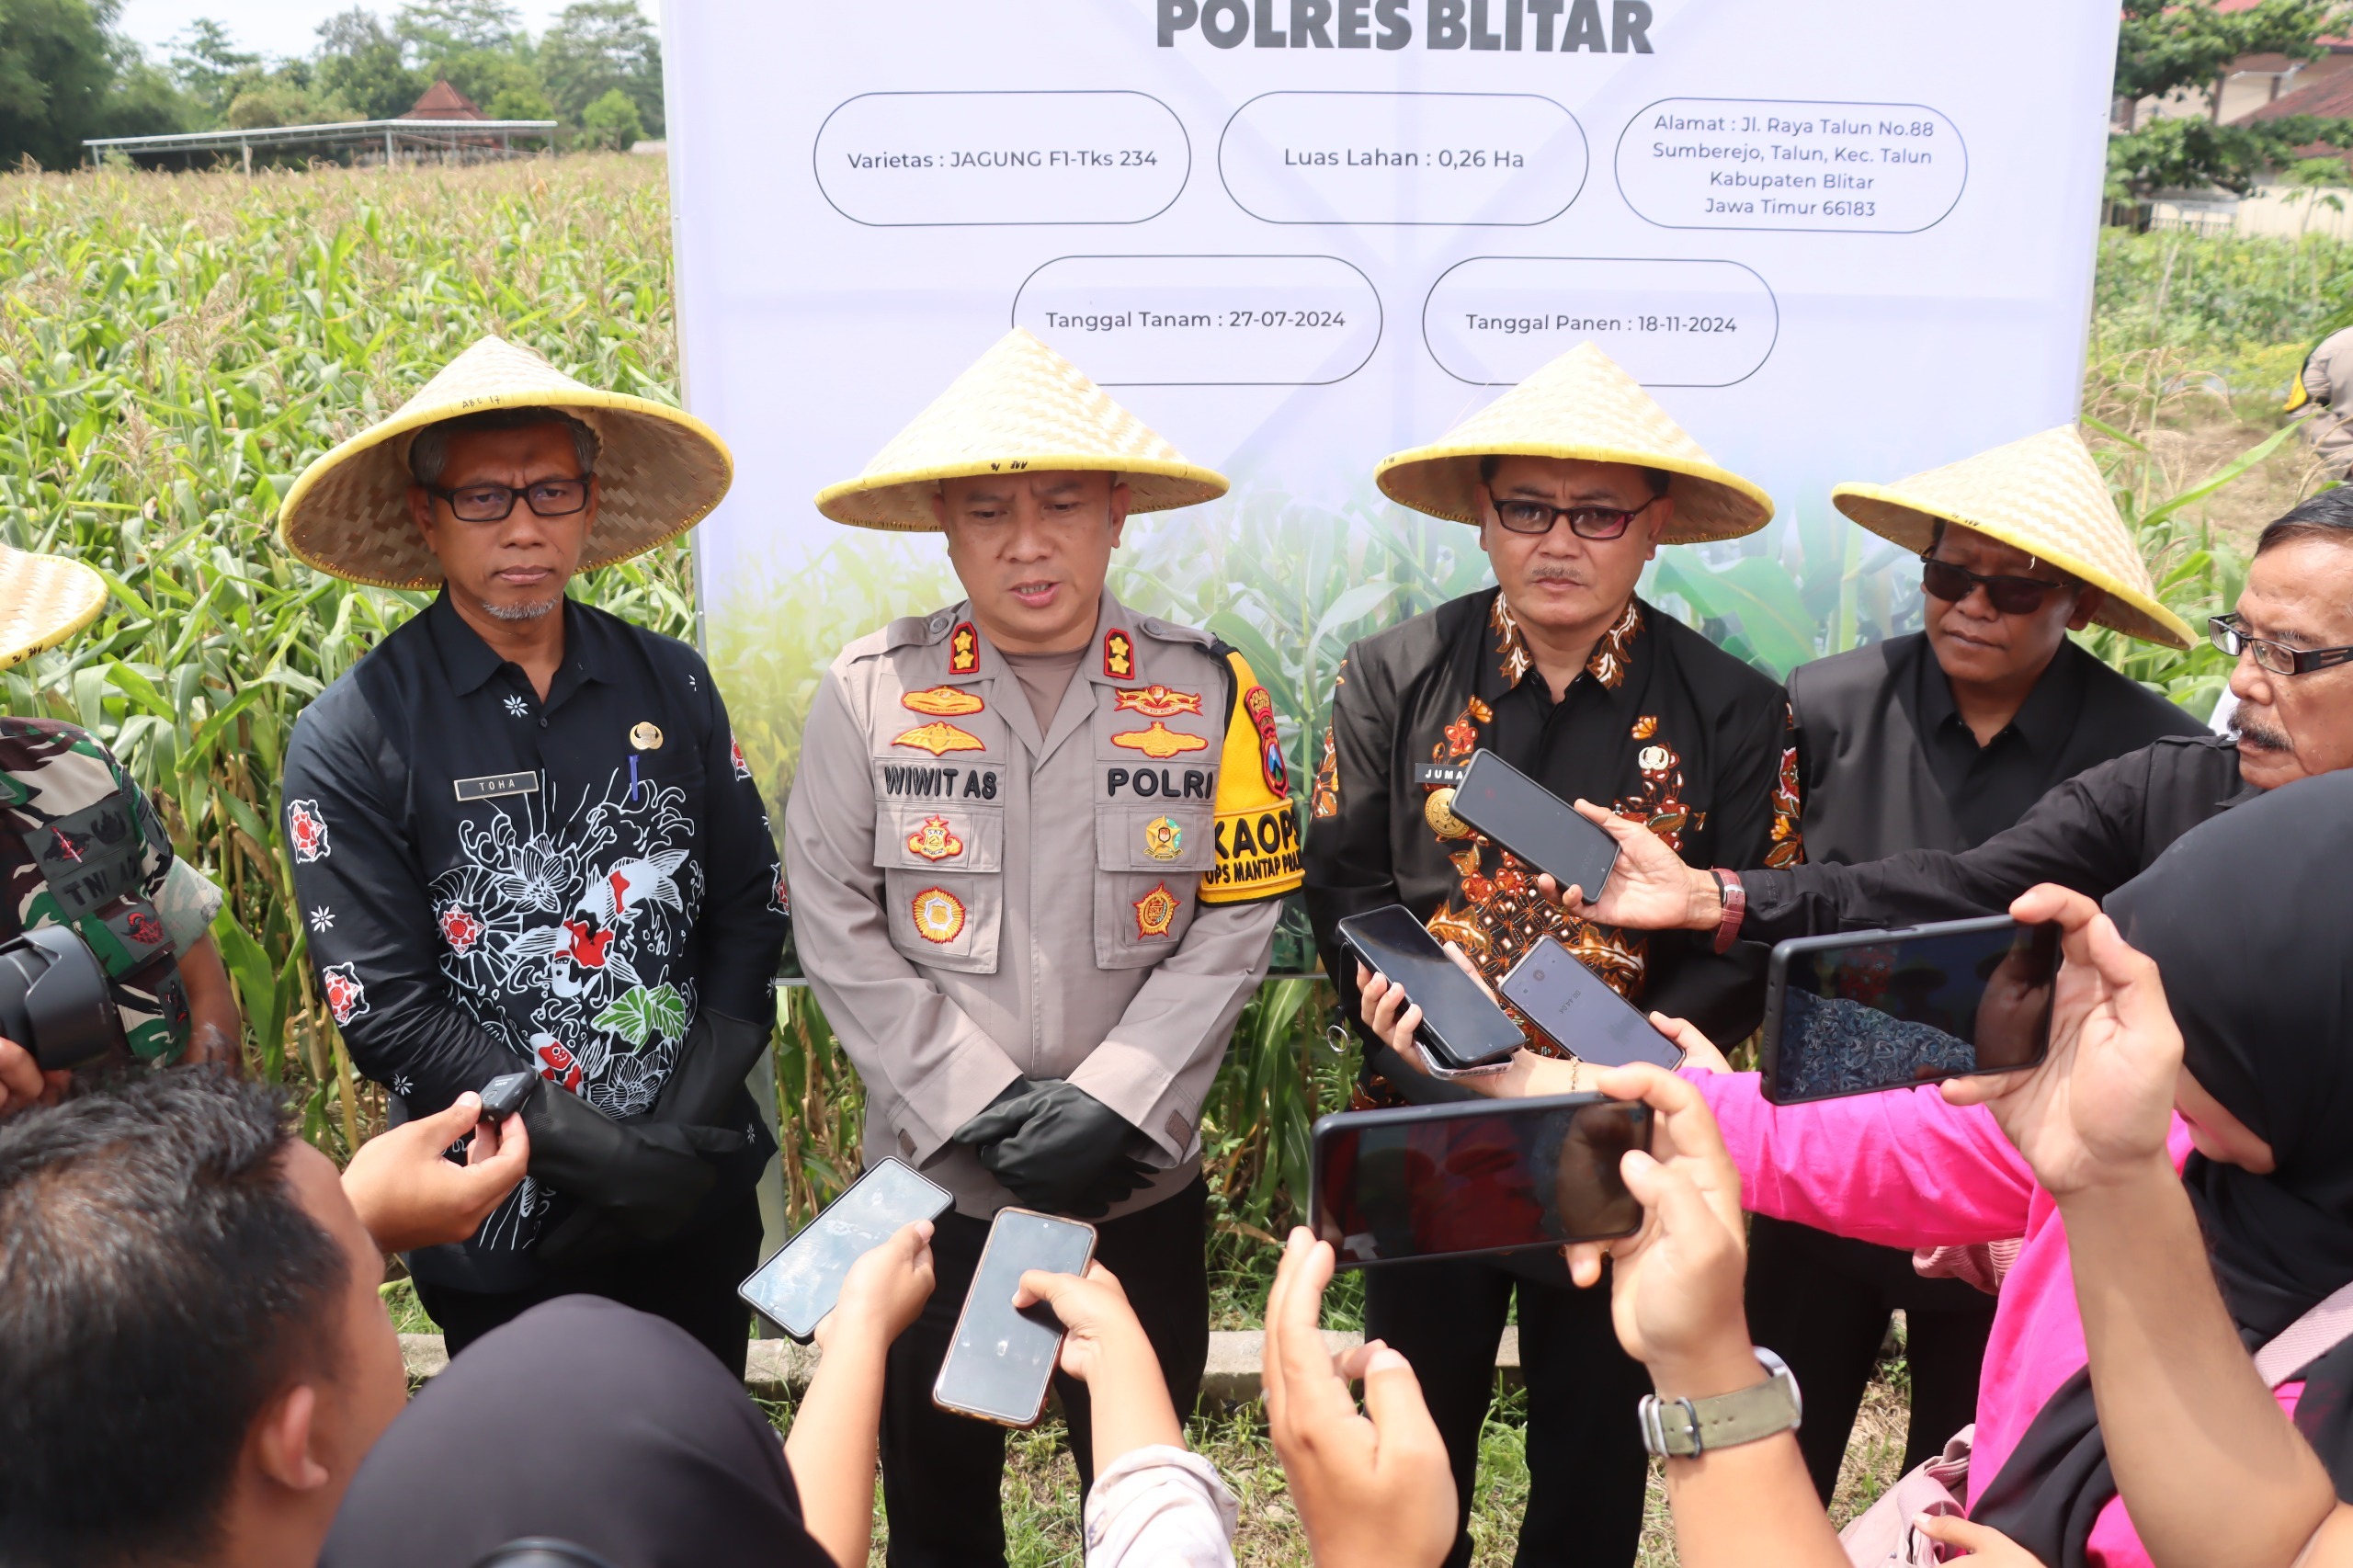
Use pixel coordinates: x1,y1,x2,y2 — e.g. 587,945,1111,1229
2295,325,2353,472
784,591,1301,1219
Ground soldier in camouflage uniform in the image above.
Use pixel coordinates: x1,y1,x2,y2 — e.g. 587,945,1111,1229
0,546,239,1117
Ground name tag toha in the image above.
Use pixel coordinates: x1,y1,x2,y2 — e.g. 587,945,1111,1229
453,772,540,802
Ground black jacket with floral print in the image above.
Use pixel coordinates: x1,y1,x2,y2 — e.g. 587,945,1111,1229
1303,587,1802,1103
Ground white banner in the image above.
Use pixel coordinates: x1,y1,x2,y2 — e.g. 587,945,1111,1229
663,0,2120,811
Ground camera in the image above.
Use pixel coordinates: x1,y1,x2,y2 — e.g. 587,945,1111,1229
0,925,125,1073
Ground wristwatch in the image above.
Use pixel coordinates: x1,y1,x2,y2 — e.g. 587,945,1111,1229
1708,869,1746,955
1637,1346,1802,1458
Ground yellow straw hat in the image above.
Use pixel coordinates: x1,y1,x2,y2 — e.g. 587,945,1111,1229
0,546,107,670
1832,426,2192,649
815,328,1229,529
278,335,733,589
1375,342,1773,544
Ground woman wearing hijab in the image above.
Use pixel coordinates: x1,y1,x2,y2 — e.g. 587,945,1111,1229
1358,770,2353,1566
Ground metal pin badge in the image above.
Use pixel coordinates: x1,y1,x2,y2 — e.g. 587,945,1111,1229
630,722,664,751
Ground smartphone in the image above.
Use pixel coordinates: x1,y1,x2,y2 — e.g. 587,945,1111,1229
737,1158,952,1342
1448,750,1620,899
1311,1095,1650,1267
478,1070,535,1121
1336,904,1524,1074
1760,915,2061,1106
933,1209,1097,1426
1498,937,1684,1070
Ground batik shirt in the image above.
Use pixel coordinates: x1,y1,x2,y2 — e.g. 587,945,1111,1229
282,591,789,1288
1303,589,1802,1103
0,719,220,1064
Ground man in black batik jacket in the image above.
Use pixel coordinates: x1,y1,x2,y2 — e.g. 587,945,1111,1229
1305,344,1802,1568
277,337,788,1371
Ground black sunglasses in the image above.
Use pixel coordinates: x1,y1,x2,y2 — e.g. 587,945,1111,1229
1491,495,1656,540
1919,553,2074,616
426,475,593,522
2209,613,2353,676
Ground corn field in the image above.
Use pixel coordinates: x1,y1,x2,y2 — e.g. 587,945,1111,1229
0,155,2318,1280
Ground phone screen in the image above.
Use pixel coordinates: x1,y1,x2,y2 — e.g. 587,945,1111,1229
1765,918,2061,1105
1498,937,1683,1070
1310,1096,1650,1267
1336,904,1526,1071
1449,751,1619,898
933,1209,1097,1426
737,1158,952,1341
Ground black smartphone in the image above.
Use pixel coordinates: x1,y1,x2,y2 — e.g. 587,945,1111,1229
1761,915,2061,1106
932,1209,1097,1426
1309,1094,1651,1267
737,1158,952,1342
1449,750,1620,899
1336,904,1524,1074
478,1070,535,1122
1498,936,1684,1070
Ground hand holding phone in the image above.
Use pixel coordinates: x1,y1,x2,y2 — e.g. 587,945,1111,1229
738,1157,953,1342
933,1209,1097,1426
1337,905,1524,1074
820,1216,938,1352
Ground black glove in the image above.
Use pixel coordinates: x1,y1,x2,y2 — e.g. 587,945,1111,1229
520,1076,745,1255
952,1079,1154,1218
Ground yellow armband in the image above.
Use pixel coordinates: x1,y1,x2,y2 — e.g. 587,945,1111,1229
1199,650,1304,904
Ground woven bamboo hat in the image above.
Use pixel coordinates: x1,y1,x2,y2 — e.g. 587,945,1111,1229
1832,426,2191,649
0,546,106,670
277,335,733,588
815,328,1229,529
1375,342,1773,544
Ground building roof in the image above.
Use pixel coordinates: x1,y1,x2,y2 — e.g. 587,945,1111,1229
403,80,485,121
2239,68,2353,121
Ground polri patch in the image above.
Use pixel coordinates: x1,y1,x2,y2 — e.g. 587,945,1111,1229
453,772,540,802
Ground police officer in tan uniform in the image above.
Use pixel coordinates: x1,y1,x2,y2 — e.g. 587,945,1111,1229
784,330,1300,1566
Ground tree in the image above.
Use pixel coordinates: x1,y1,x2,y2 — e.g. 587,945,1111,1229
392,0,521,55
224,80,341,130
539,0,661,134
313,7,425,119
165,16,256,120
421,46,546,119
0,0,193,168
578,85,641,149
2109,0,2353,199
483,79,554,123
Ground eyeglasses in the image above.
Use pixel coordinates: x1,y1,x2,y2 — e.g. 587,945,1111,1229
2209,613,2353,676
1918,553,2073,616
426,475,593,522
1491,495,1656,539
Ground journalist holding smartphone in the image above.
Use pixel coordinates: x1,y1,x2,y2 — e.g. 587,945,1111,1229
1302,343,1803,1568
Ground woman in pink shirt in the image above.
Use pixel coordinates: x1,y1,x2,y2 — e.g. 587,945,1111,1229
1358,770,2353,1568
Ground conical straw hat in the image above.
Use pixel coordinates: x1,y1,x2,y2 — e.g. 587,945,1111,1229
278,336,733,588
1375,342,1772,544
0,546,106,670
815,329,1229,529
1833,426,2192,649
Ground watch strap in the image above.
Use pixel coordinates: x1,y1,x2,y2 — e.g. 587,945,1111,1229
1639,1347,1802,1458
1709,869,1746,955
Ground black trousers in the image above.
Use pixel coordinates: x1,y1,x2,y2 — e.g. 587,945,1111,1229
414,1187,765,1380
1365,1252,1653,1568
879,1177,1211,1568
1743,1214,1998,1501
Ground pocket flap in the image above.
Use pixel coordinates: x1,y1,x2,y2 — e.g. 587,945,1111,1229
1095,803,1215,873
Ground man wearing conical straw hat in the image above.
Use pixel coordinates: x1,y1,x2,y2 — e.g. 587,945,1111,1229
1302,342,1805,1568
787,328,1300,1553
1721,426,2206,1506
277,336,790,1370
0,545,241,1108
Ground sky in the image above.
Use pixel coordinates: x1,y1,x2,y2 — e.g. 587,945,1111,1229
113,0,651,62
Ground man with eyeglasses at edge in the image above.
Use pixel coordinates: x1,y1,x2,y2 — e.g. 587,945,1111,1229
1564,474,2353,1008
276,338,789,1369
1732,427,2208,1511
1304,344,1803,1568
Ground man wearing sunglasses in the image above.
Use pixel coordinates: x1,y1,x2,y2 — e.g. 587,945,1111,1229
1566,439,2353,960
1731,426,2206,1507
277,339,788,1369
1304,345,1802,1568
